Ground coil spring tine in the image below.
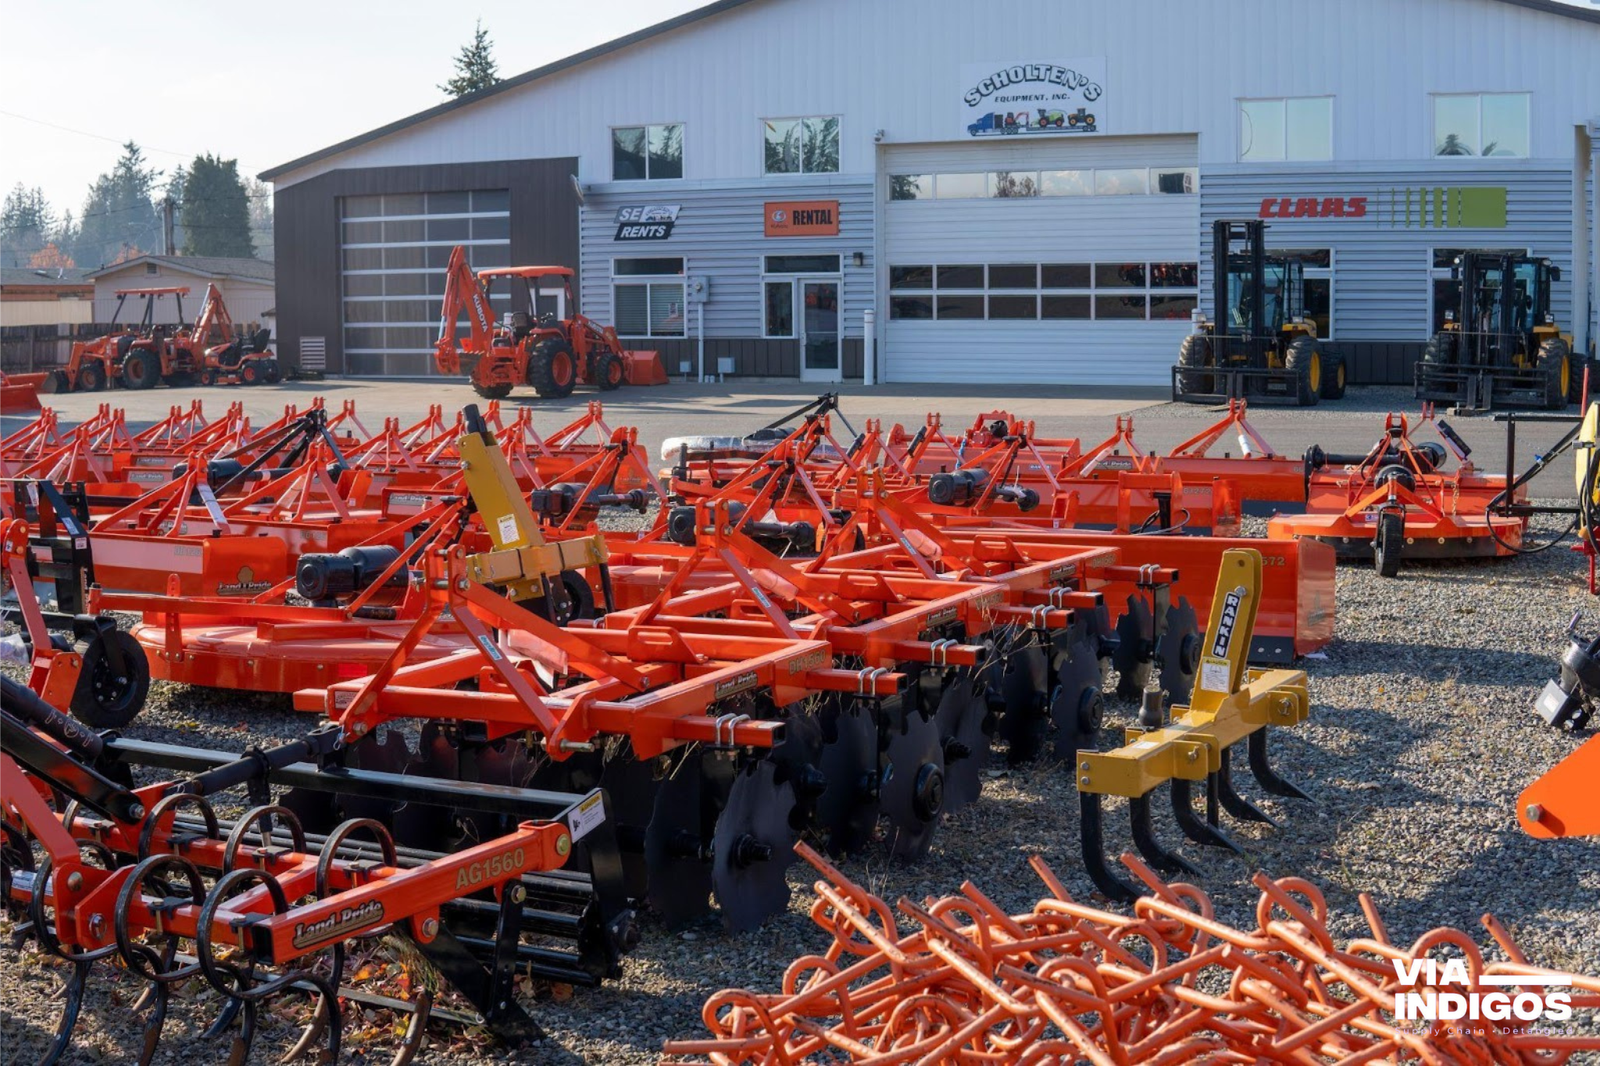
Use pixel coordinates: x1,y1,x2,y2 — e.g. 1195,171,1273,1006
389,990,434,1066
38,958,92,1066
280,994,332,1065
200,962,248,1040
225,999,258,1066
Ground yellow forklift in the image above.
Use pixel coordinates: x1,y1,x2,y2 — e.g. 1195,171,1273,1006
1173,219,1344,407
1415,252,1573,411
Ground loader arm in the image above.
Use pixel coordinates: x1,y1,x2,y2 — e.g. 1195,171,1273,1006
434,244,496,375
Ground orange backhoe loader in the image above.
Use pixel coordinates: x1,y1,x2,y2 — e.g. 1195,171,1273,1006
433,245,666,400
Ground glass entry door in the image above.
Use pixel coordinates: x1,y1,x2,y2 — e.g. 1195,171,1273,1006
799,279,841,383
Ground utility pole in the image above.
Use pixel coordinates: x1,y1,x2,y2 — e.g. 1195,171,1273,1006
162,197,176,255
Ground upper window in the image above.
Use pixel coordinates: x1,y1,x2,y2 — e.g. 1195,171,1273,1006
763,117,840,175
612,124,684,181
1433,93,1529,158
1239,98,1333,162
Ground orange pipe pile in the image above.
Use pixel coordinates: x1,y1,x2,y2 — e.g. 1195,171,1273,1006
661,844,1600,1064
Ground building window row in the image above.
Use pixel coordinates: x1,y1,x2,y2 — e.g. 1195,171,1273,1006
889,167,1196,201
1237,92,1531,161
888,261,1199,321
612,256,686,337
614,117,843,181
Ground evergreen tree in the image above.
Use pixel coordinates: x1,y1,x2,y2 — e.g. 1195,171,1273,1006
440,20,499,97
165,165,189,254
179,154,254,258
76,142,162,267
1,184,56,266
245,178,274,261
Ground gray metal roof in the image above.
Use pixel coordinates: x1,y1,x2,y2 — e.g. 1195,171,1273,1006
85,255,275,284
259,0,1600,183
0,267,91,287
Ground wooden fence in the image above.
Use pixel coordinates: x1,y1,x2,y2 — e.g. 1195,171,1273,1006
1,322,259,374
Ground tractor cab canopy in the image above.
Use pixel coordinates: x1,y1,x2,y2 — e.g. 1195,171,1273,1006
110,286,193,331
476,266,574,281
476,267,578,335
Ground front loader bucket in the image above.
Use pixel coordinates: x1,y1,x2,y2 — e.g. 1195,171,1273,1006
1,372,44,413
622,351,669,386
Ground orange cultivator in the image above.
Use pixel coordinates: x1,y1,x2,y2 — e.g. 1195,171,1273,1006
1269,407,1525,576
1,675,634,1065
660,843,1600,1064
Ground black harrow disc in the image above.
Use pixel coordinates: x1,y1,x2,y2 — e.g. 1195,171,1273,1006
390,723,460,849
933,671,991,811
643,750,733,928
814,698,880,856
881,702,945,862
712,759,799,932
994,631,1050,765
1157,597,1202,706
595,747,661,900
1113,595,1156,700
1049,638,1105,761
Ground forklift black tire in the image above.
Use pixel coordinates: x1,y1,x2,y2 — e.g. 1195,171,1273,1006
1319,354,1347,400
1176,334,1213,394
594,352,625,392
1373,511,1404,578
78,361,107,392
529,338,578,399
1422,331,1456,366
122,350,161,390
1537,338,1571,410
471,380,513,400
71,630,150,729
40,370,71,394
1373,464,1415,492
1286,337,1321,407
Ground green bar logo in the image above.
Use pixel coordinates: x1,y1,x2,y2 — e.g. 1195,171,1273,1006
1383,186,1506,228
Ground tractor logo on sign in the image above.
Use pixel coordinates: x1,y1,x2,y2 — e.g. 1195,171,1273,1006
961,59,1107,138
217,565,271,597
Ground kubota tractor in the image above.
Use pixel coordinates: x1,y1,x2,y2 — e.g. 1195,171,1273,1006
433,245,665,400
1173,219,1344,407
43,286,187,393
1415,251,1573,411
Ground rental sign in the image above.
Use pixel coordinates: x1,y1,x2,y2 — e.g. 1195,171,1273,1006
614,204,680,241
764,200,839,237
960,58,1106,138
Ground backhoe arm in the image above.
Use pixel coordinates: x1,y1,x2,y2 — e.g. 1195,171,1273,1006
434,244,495,374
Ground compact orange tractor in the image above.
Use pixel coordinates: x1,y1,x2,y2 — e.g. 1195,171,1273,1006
434,245,666,401
42,284,278,393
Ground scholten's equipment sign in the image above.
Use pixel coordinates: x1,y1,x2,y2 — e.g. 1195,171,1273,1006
961,59,1106,138
614,204,680,241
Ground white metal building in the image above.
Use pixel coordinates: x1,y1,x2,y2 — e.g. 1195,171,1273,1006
262,0,1600,386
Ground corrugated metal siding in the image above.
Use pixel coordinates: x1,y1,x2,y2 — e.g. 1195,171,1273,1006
268,0,1599,189
882,136,1198,385
1198,163,1577,343
579,178,873,339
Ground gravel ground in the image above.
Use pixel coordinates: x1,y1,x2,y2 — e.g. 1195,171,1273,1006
3,426,1599,1061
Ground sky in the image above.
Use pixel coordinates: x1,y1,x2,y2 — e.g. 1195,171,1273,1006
0,0,705,218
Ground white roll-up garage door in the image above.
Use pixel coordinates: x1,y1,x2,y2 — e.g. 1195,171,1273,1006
882,135,1199,385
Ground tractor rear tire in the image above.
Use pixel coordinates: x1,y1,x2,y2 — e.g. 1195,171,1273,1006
1373,510,1404,579
472,381,513,400
122,350,161,390
529,338,578,399
1286,337,1322,407
71,630,150,729
78,361,107,392
594,352,625,391
1176,334,1212,394
1319,353,1347,400
1537,337,1571,410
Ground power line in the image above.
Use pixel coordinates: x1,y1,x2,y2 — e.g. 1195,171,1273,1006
0,109,269,179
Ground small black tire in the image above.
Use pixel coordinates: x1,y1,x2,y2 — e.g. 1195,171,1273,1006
259,358,282,385
1537,337,1571,410
594,352,625,392
1373,510,1404,578
70,630,150,729
1319,353,1347,400
1285,337,1321,407
529,338,578,399
1176,334,1212,394
199,367,218,386
78,361,107,392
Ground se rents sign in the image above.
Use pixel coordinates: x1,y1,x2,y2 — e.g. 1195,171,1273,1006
614,204,680,241
765,200,839,237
